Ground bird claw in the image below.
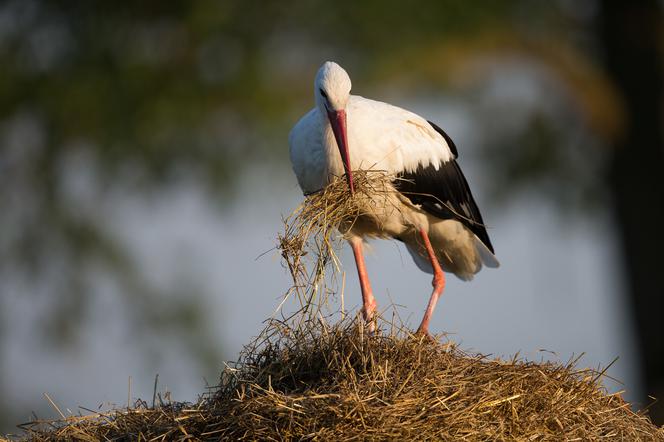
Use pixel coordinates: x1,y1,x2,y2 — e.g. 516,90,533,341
415,327,435,341
362,311,377,334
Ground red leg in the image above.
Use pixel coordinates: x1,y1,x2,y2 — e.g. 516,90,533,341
417,228,446,335
349,237,377,325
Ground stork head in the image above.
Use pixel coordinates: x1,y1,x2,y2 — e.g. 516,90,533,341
315,61,354,194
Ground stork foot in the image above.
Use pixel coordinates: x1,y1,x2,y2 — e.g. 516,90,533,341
362,297,377,320
414,322,439,344
415,327,436,341
361,296,377,333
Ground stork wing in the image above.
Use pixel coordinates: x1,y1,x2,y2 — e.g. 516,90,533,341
394,123,494,254
427,120,458,158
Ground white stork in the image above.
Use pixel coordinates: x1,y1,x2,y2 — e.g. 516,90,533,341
289,61,498,335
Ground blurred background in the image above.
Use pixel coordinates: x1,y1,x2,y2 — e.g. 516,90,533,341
1,0,662,433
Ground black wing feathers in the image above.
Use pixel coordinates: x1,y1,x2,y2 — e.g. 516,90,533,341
427,120,458,158
395,122,494,254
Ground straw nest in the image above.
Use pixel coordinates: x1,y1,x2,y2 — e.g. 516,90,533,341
15,318,664,441
11,172,664,440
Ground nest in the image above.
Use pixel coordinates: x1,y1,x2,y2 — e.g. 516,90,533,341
11,171,664,440
16,318,664,441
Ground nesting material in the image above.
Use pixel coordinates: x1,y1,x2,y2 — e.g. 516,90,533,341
17,318,664,441
278,170,401,315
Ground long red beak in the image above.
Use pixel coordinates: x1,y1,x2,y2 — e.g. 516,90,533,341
327,109,354,194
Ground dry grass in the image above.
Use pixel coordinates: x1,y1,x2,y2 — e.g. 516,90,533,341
277,171,401,319
15,317,664,441
10,172,664,440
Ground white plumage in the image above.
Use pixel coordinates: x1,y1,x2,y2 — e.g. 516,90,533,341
290,98,454,189
289,61,498,334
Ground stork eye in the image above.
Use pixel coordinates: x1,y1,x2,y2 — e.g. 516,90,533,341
319,88,328,99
